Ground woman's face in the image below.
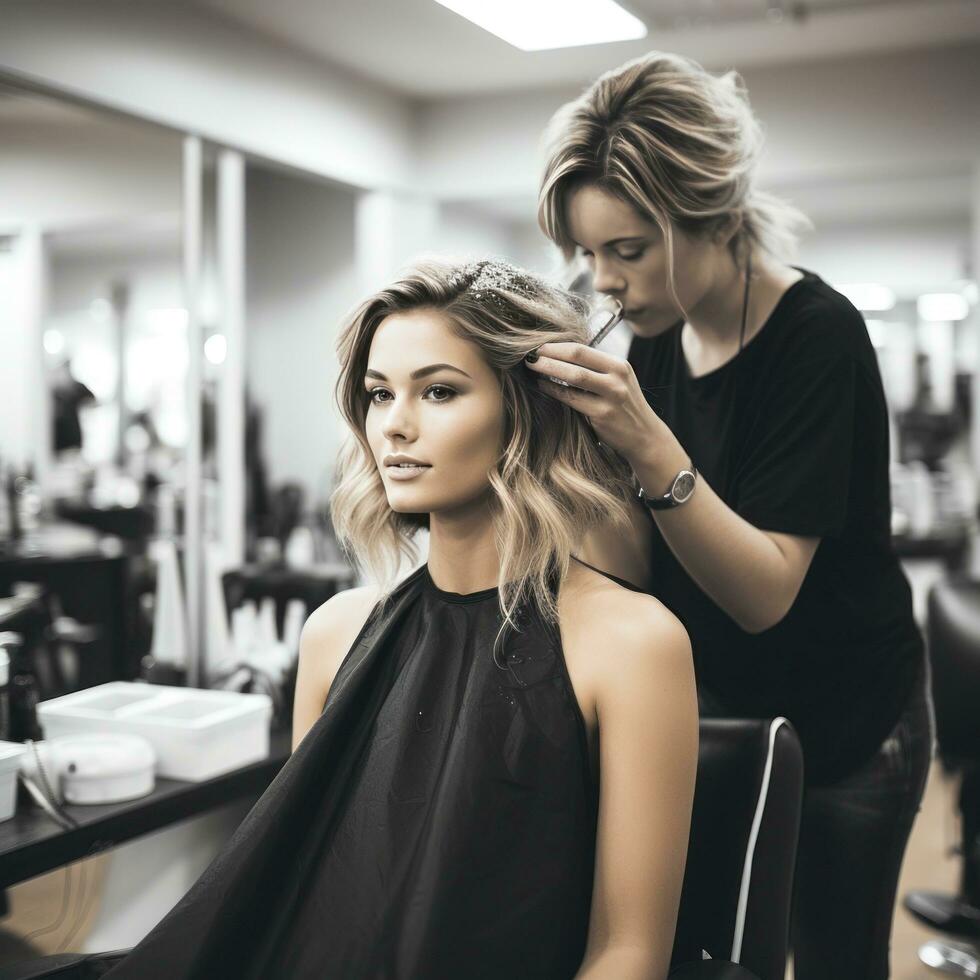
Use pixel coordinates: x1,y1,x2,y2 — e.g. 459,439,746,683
364,308,505,520
566,183,731,337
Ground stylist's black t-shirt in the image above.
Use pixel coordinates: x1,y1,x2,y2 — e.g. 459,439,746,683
628,269,923,785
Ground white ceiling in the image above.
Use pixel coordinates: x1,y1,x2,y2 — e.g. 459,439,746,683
192,0,980,98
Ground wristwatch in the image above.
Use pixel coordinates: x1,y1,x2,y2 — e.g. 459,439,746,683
638,462,698,510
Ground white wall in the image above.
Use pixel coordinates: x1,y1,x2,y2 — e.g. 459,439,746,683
245,167,360,500
433,203,527,265
0,0,417,191
415,43,980,202
798,215,972,297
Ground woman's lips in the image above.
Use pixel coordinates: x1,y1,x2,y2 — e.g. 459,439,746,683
385,464,431,481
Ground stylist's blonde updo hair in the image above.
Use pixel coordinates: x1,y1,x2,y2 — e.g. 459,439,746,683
539,51,809,276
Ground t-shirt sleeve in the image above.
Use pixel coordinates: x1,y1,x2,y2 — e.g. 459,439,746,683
734,351,856,538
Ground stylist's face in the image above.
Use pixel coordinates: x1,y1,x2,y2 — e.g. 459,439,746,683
566,183,729,338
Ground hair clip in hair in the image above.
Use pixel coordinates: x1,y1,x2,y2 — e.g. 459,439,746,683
449,259,537,299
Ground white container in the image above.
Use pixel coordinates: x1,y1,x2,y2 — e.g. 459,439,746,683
55,734,156,805
38,683,272,782
0,740,26,821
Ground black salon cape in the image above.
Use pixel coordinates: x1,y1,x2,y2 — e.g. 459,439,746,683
104,565,597,980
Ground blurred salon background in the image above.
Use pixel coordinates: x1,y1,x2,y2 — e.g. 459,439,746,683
0,1,979,975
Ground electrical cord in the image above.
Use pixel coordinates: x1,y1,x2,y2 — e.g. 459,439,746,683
21,739,79,830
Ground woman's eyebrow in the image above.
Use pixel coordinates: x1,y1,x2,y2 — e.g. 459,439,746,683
365,363,472,381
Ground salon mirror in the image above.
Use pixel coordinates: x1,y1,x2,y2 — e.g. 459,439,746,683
0,82,184,510
0,82,183,694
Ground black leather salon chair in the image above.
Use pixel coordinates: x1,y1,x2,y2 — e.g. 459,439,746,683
671,717,804,980
0,718,802,980
903,576,980,976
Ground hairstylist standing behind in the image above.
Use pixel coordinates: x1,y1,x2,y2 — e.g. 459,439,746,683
531,52,931,980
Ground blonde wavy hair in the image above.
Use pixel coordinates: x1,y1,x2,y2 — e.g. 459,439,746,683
538,51,810,283
331,258,636,656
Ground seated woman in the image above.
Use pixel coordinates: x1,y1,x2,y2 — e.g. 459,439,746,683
107,259,697,980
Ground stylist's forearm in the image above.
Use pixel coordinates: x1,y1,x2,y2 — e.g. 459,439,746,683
631,441,802,633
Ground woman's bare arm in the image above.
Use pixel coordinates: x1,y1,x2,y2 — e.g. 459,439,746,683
291,586,377,752
576,594,698,980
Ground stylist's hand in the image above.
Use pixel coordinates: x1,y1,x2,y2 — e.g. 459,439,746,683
525,343,669,468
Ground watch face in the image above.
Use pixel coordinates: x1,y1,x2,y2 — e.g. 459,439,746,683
672,470,696,503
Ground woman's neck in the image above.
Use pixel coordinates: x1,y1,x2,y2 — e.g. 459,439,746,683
682,253,803,372
684,251,748,347
426,513,500,595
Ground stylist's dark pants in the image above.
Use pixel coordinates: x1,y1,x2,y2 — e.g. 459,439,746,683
699,666,933,980
790,666,934,980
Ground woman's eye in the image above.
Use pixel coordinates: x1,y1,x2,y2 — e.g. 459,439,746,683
616,248,645,262
424,385,456,402
367,388,391,404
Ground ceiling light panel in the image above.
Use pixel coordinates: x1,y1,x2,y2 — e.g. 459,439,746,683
432,0,647,51
836,282,895,312
917,293,969,322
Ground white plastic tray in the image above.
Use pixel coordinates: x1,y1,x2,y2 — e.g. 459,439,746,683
38,682,272,782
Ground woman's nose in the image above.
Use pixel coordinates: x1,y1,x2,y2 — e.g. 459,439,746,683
380,398,417,442
591,255,625,296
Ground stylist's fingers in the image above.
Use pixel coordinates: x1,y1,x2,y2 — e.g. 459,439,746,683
531,342,625,374
526,344,630,389
528,358,600,395
537,378,605,416
527,342,632,380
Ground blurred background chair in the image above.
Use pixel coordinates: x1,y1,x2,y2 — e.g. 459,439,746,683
903,576,980,976
220,564,353,646
216,562,355,730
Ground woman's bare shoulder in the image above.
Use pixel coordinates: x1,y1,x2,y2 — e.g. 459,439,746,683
559,560,691,689
292,585,381,750
301,585,380,662
561,560,685,644
305,585,380,631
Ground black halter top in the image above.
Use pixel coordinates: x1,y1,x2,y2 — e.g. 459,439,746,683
106,563,598,979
